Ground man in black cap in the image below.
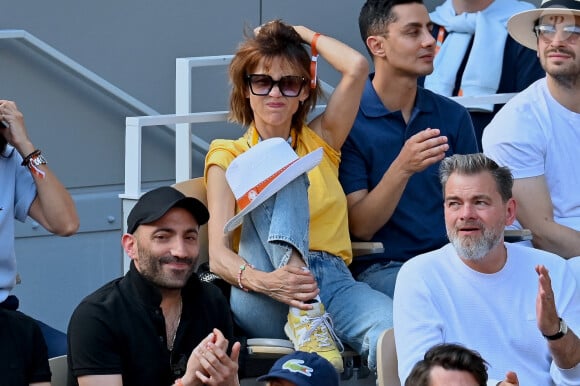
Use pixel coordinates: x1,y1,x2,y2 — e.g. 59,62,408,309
67,186,241,386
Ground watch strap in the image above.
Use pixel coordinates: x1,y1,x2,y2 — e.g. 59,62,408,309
543,318,567,340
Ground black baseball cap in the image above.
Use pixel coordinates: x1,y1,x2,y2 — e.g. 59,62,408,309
127,186,209,234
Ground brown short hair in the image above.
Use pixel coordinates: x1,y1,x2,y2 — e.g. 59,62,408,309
405,343,488,386
228,20,320,130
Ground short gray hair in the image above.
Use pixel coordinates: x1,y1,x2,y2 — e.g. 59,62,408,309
439,153,513,202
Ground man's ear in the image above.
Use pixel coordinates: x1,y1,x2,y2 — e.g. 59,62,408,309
121,233,138,260
366,35,386,57
505,198,517,226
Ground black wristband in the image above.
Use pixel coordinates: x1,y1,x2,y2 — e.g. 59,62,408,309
542,317,567,340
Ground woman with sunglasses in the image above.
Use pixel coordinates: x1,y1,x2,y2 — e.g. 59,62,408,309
204,20,392,372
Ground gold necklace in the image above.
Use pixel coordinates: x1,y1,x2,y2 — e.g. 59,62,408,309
167,298,182,351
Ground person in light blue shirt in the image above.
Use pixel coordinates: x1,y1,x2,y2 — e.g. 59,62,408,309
0,99,79,357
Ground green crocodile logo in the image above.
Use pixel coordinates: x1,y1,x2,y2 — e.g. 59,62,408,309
282,359,313,376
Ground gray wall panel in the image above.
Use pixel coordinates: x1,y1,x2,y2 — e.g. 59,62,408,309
2,0,259,114
13,230,122,331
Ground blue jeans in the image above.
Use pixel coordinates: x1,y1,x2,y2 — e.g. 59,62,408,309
36,320,67,358
230,175,393,370
355,261,404,299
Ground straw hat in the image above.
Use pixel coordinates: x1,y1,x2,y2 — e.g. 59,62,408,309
224,137,322,233
508,0,580,50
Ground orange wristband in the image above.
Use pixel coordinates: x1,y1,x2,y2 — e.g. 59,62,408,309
175,378,184,386
310,32,321,89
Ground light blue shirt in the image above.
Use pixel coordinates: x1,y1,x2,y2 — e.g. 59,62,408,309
0,146,36,302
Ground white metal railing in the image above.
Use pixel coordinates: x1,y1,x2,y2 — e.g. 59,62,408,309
174,55,333,183
174,56,233,183
122,112,227,200
452,93,517,107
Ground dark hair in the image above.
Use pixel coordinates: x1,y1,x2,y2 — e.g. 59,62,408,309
359,0,423,55
439,153,513,203
405,343,488,386
228,20,320,131
0,135,6,154
0,135,13,158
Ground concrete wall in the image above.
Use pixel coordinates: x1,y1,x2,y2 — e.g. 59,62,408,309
5,0,539,332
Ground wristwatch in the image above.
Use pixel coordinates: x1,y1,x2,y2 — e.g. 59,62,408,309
30,153,47,166
543,318,568,340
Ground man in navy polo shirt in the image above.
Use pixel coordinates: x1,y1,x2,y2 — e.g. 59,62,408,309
339,0,478,299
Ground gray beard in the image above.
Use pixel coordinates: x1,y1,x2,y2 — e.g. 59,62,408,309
448,225,503,261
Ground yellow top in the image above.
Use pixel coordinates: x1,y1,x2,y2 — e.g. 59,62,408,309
204,124,352,265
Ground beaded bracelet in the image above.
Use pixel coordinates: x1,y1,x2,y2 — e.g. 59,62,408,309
237,261,255,292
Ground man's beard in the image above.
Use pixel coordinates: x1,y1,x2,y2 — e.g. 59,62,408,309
136,244,196,290
542,47,580,89
447,220,503,261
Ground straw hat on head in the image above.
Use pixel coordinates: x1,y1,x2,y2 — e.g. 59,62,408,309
224,137,323,233
508,0,580,50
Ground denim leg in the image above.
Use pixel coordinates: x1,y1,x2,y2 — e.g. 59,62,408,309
230,175,310,338
36,319,67,357
355,261,403,299
307,252,393,370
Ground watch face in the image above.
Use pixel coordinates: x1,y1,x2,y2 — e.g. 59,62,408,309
561,319,568,335
31,154,47,166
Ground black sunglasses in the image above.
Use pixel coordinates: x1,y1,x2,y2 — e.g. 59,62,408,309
246,74,306,97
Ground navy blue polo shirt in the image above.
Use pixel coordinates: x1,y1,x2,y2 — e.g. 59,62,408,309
339,75,478,276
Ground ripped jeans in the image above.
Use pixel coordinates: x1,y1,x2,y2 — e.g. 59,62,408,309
229,175,393,369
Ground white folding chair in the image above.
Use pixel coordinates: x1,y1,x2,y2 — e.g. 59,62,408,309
49,355,68,386
376,328,400,386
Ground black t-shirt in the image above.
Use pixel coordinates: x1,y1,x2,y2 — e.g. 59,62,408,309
0,308,51,385
67,263,234,386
